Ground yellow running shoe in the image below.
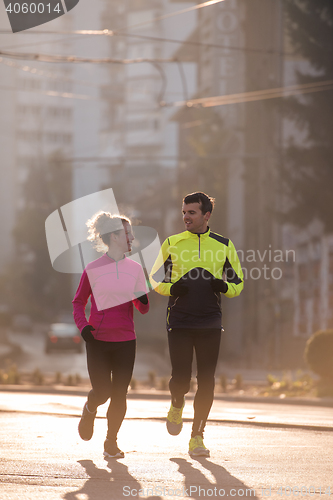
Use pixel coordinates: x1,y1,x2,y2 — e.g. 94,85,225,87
188,435,210,457
166,399,185,435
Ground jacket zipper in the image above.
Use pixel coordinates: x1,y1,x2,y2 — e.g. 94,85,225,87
116,261,119,279
198,234,201,259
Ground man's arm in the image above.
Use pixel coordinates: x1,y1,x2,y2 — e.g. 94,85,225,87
133,266,150,314
223,240,244,298
149,238,173,296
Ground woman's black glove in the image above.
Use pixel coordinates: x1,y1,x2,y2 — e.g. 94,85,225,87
170,278,189,297
134,292,149,305
81,325,95,342
210,278,228,294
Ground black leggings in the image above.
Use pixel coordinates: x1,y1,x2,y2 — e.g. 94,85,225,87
86,338,136,441
168,328,221,438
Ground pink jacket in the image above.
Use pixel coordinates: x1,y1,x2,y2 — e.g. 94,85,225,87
72,253,149,342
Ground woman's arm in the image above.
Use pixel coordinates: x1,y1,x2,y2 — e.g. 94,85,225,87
72,270,93,331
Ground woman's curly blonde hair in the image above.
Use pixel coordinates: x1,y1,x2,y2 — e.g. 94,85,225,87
86,211,131,253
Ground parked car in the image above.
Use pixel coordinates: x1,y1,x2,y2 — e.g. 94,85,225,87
45,323,83,354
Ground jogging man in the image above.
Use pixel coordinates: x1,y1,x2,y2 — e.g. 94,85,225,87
149,192,244,457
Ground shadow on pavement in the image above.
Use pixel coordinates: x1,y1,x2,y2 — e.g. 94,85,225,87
63,459,162,500
170,457,259,499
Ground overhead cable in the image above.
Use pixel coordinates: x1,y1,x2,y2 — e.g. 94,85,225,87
0,28,293,56
162,80,333,108
118,0,225,31
0,57,165,97
0,84,93,100
0,49,174,64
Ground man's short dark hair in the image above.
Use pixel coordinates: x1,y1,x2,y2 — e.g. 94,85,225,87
183,192,215,215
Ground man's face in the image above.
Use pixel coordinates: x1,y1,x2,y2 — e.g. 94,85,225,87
182,202,210,234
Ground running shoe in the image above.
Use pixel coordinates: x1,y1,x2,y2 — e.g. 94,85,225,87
188,435,210,457
78,402,97,441
103,439,125,459
166,399,185,435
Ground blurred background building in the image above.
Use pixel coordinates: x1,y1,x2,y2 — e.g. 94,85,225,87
0,0,332,370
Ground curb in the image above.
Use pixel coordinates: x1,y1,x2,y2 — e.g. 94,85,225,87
0,385,333,407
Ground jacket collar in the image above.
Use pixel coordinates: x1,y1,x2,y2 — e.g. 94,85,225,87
185,226,211,240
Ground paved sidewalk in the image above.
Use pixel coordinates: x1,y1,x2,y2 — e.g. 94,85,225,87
0,384,332,407
0,389,332,432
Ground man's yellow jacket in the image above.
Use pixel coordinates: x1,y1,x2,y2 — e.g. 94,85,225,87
149,228,244,330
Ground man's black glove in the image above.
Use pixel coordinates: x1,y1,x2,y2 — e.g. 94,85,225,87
134,292,149,305
211,278,228,294
81,325,95,342
170,278,189,297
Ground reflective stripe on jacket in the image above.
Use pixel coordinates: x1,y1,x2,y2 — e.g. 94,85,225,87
149,228,243,330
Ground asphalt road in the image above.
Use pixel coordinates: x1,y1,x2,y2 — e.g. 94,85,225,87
0,391,332,500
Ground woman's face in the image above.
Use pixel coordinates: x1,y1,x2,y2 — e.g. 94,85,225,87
117,222,135,253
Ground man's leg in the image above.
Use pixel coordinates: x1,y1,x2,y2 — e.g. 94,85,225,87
192,329,221,437
168,329,194,407
166,329,193,435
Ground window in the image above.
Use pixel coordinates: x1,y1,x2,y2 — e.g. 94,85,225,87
46,132,72,144
17,105,41,116
47,107,72,119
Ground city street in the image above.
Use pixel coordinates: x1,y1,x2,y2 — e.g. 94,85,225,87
0,391,332,500
0,1,332,499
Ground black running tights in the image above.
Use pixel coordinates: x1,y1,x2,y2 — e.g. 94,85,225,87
85,338,136,441
168,328,221,438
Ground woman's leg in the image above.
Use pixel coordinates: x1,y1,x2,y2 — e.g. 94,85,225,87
106,339,136,441
79,339,115,441
86,339,114,412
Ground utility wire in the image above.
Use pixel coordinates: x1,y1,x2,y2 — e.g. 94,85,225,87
162,80,333,108
3,65,331,106
0,57,98,87
176,60,189,102
0,57,166,98
50,152,271,164
0,28,295,56
150,62,167,103
0,49,174,64
0,0,225,43
0,84,93,100
114,32,294,56
114,0,225,32
0,34,86,51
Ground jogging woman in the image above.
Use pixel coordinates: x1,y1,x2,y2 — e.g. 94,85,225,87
73,212,149,458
